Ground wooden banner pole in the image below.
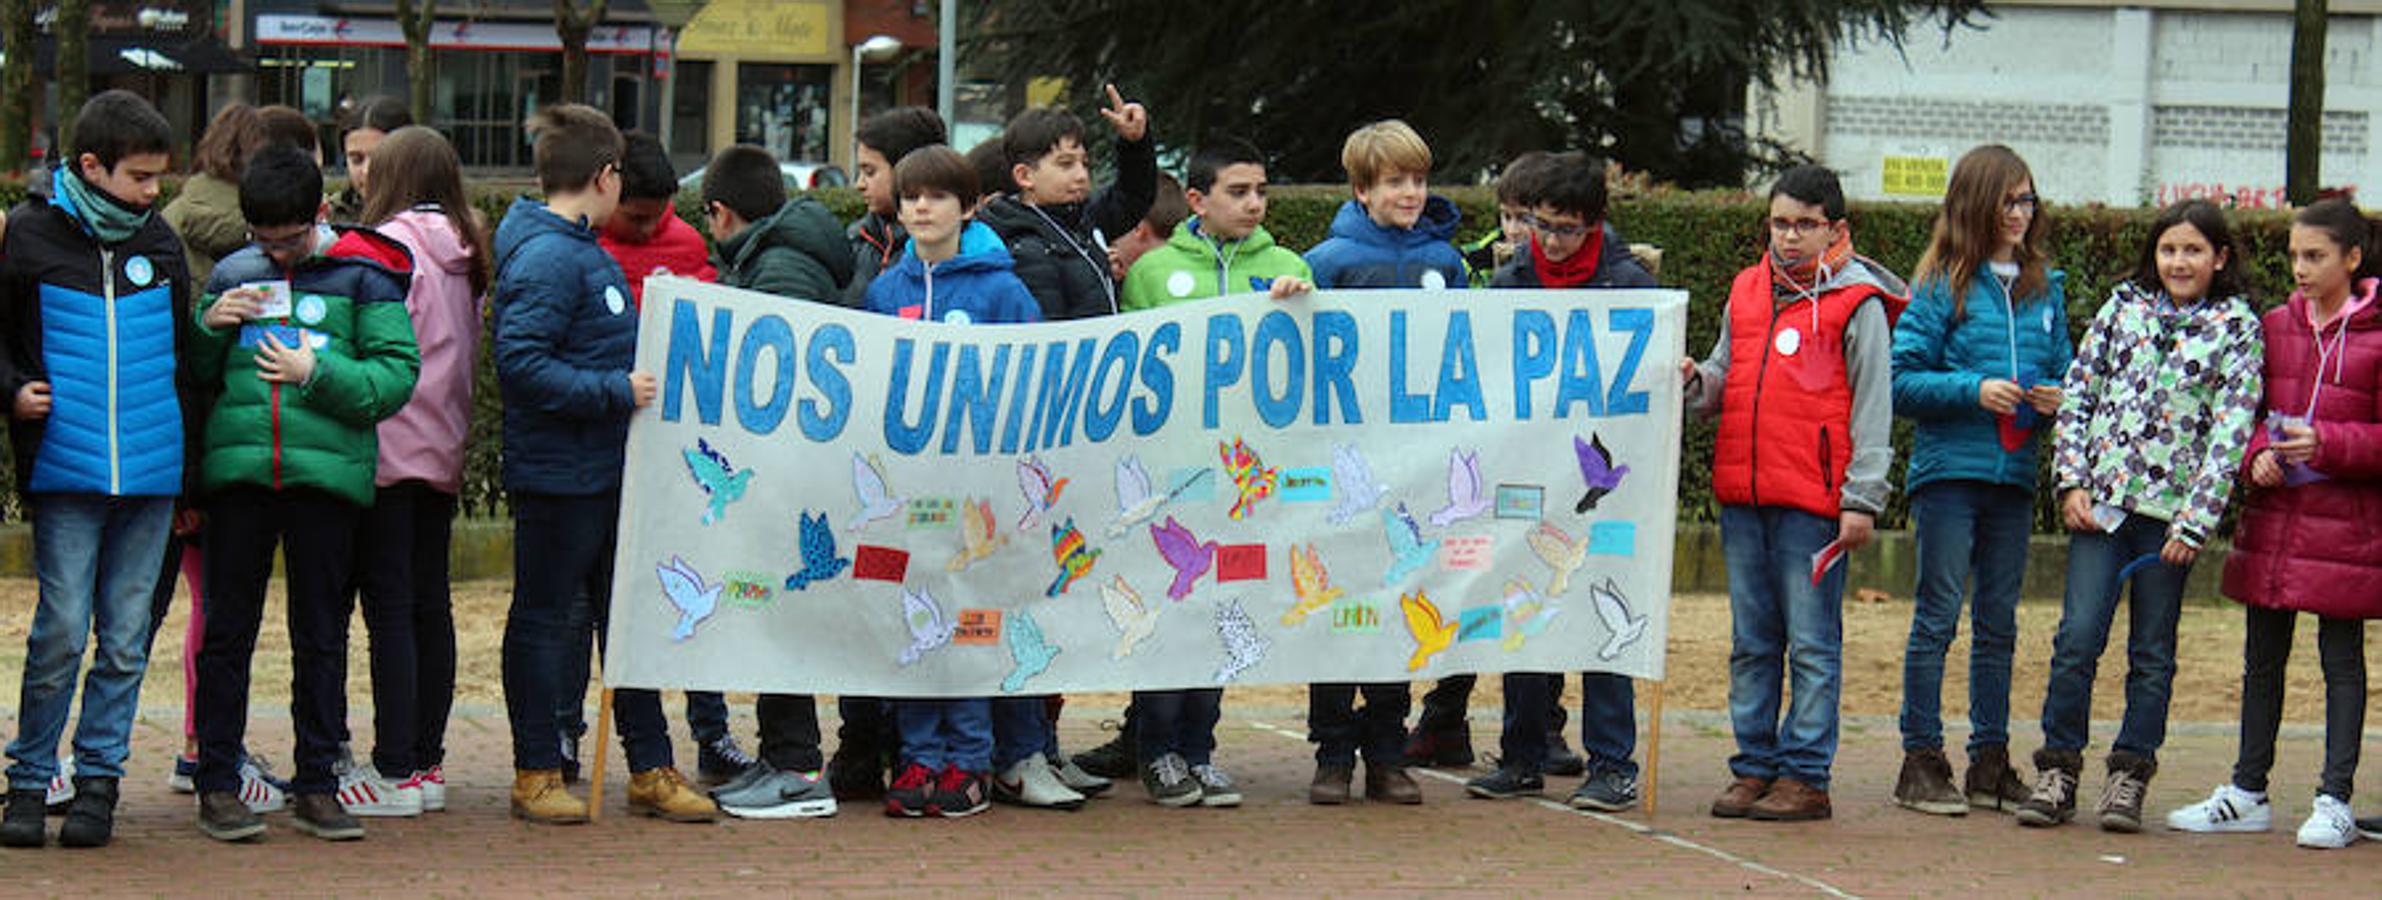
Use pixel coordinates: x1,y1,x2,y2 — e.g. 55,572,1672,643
1644,678,1663,817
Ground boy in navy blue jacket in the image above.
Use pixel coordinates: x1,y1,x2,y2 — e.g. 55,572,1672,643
1303,120,1467,292
492,104,716,826
0,90,192,849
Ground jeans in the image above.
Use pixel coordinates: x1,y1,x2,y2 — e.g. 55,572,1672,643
893,699,993,771
1899,481,2030,752
993,696,1056,770
1499,672,1638,776
354,481,459,775
557,592,729,748
2040,514,2187,761
2234,606,2364,801
1133,689,1222,766
195,488,359,795
502,492,671,773
1721,504,1846,790
1308,682,1410,766
6,494,172,789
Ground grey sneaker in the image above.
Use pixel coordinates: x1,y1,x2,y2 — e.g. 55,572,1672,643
714,766,838,819
697,736,760,787
1569,768,1640,812
1191,764,1241,807
1049,752,1114,797
1141,753,1200,808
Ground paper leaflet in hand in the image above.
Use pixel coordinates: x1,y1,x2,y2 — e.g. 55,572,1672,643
245,279,294,319
2000,367,2048,451
2268,414,2330,487
1808,538,1848,587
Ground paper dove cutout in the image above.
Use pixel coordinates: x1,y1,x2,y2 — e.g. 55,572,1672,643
1526,522,1587,597
1001,607,1060,693
681,439,752,526
1589,578,1647,661
1280,543,1345,626
1219,437,1278,520
1400,589,1457,672
1327,442,1388,525
1429,448,1491,528
947,497,1009,572
1500,579,1562,652
1213,598,1271,683
1016,455,1071,531
1574,434,1631,514
1106,456,1212,538
655,556,720,642
1149,515,1219,601
1101,576,1160,660
783,510,850,591
1047,517,1100,597
897,586,956,667
1381,503,1440,587
849,452,905,531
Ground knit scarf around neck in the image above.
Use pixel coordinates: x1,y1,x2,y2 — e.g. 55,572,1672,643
1768,229,1856,298
53,167,151,244
1531,227,1604,288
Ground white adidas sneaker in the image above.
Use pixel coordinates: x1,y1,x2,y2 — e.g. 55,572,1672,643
336,763,425,817
2165,782,2270,833
2297,794,2357,849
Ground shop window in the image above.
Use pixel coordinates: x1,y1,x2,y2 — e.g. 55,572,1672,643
734,63,831,163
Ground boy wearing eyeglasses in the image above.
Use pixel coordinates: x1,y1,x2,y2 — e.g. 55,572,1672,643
1680,164,1906,822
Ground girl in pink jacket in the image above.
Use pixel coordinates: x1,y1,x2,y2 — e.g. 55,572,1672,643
2166,199,2382,849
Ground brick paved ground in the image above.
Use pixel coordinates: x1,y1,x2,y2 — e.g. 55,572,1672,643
0,698,2372,897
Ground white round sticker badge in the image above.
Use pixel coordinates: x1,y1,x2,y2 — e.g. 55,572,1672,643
604,285,627,315
1420,269,1448,290
943,309,974,325
1166,271,1195,298
123,255,154,287
1774,328,1803,357
295,294,328,325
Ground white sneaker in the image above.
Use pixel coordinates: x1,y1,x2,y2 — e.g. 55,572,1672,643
1191,763,1241,807
2298,795,2357,849
993,755,1087,810
1049,752,1113,796
239,754,289,814
412,766,447,813
2165,783,2270,833
336,763,425,817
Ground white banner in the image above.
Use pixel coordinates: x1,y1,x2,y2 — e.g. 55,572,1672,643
605,278,1686,696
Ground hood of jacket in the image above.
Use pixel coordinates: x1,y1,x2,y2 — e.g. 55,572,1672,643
1323,194,1463,249
379,206,475,277
886,220,1017,280
1163,217,1285,263
721,196,857,285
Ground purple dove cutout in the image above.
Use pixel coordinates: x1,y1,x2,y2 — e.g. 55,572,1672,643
1149,515,1219,601
1574,434,1631,514
1429,449,1491,528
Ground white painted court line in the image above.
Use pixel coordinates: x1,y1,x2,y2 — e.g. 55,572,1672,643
1244,719,1863,900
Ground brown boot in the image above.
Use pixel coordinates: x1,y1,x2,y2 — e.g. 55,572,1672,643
1749,777,1831,821
1309,764,1353,805
1893,748,1967,816
1964,744,2030,812
627,766,721,823
1365,764,1422,805
1710,775,1770,818
510,769,590,825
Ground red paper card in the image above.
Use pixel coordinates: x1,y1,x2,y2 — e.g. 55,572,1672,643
854,545,910,582
1217,544,1267,581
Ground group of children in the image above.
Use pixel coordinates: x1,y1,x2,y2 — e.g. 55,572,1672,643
0,86,2373,851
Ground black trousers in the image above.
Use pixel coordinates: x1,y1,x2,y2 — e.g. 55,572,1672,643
2233,605,2364,801
194,487,360,795
354,481,459,775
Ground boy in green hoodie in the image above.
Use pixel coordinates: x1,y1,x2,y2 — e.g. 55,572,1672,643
1121,138,1310,310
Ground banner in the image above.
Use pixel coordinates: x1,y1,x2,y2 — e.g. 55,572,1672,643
605,279,1687,696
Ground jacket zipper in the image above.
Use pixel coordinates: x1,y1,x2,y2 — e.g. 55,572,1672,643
1819,425,1836,498
271,262,290,489
1747,301,1787,508
100,247,119,493
922,259,935,322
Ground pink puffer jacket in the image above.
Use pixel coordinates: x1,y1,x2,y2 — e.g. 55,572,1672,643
370,207,481,494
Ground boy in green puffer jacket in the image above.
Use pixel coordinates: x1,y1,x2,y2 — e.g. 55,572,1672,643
700,145,856,305
187,143,420,844
1121,138,1311,311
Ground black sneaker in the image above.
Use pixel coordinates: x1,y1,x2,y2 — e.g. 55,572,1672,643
2357,814,2382,842
290,793,364,841
2096,751,2157,834
1,787,47,847
197,790,266,842
696,735,759,787
559,735,583,785
827,745,886,801
1072,725,1138,781
1402,726,1475,768
1568,768,1640,812
1542,741,1587,778
57,777,118,848
2016,749,2081,828
1464,767,1544,800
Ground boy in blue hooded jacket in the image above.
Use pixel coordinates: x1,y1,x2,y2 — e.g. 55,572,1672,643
1302,120,1467,292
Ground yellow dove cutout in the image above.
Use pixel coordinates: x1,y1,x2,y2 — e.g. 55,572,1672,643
1400,589,1457,672
946,497,1009,572
1280,543,1345,626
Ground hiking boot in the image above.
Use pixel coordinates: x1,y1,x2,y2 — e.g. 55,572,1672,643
197,790,266,842
1141,752,1200,808
1964,744,2030,812
2016,748,2081,828
1050,752,1113,797
1542,741,1587,778
2298,795,2358,849
1402,725,1474,768
509,769,589,825
1748,777,1831,821
1710,775,1770,818
715,766,838,819
1192,764,1241,808
1569,768,1640,812
928,765,989,818
336,763,424,817
697,735,760,787
1309,764,1354,805
57,777,118,848
886,762,935,817
1,787,47,847
1464,766,1544,800
2095,751,2156,833
1366,764,1423,805
1892,748,1967,816
993,755,1086,811
291,793,364,841
1072,725,1138,780
628,767,721,822
2165,782,2270,833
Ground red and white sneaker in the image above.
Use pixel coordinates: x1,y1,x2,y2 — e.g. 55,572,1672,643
409,766,446,813
238,754,290,813
336,763,424,817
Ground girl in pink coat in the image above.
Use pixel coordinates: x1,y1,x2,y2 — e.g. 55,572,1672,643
2166,199,2382,849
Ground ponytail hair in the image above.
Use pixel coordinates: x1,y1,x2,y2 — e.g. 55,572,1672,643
2292,198,2381,283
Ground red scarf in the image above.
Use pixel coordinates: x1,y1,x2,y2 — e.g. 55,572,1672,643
1768,229,1856,297
1531,227,1604,288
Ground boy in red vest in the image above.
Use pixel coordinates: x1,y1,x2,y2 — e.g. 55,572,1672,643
1681,165,1904,822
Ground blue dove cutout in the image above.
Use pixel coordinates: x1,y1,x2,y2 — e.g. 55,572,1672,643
784,510,852,591
655,556,721,642
1002,607,1060,693
682,438,753,525
1381,503,1441,587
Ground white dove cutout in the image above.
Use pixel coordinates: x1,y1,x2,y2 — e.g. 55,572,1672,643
1016,455,1068,531
849,452,905,531
897,586,956,667
656,556,720,642
1429,448,1491,528
1213,598,1271,684
1106,455,1170,538
1100,575,1161,660
1327,442,1387,525
1526,523,1588,596
1589,578,1648,661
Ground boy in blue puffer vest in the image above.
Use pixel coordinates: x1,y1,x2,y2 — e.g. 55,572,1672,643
0,90,192,849
1302,120,1467,292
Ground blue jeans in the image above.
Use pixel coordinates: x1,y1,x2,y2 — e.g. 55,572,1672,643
1900,481,2030,752
992,696,1055,769
2040,514,2187,762
894,699,993,771
556,591,729,747
1721,505,1845,790
6,494,172,788
501,492,672,773
1133,689,1222,766
1500,672,1637,776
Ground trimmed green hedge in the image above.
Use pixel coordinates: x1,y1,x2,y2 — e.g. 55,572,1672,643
0,177,2297,534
